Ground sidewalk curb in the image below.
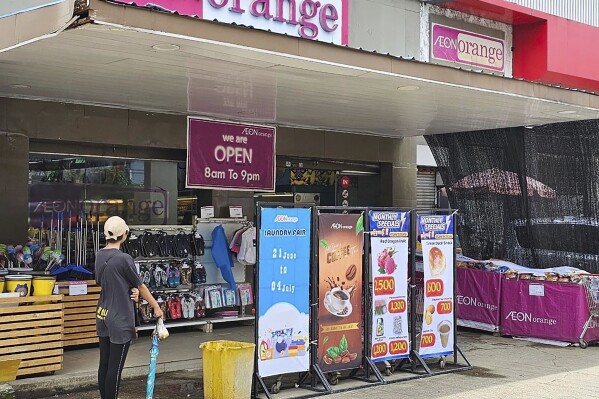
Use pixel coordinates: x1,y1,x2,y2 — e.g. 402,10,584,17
0,384,15,399
9,359,201,398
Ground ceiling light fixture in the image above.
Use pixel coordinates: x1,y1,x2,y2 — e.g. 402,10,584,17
10,84,30,89
339,170,378,176
152,44,180,51
397,85,420,91
558,110,577,114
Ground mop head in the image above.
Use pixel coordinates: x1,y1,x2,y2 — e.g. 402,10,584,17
153,318,169,341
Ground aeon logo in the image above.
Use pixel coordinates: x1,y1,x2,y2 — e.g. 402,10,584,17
242,127,272,138
331,223,352,230
274,215,299,223
505,311,532,322
457,295,498,311
505,311,557,326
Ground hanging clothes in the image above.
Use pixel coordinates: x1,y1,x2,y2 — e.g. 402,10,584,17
237,227,256,266
211,225,236,293
229,226,249,254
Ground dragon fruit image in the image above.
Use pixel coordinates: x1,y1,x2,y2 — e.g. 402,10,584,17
377,247,397,275
384,257,396,274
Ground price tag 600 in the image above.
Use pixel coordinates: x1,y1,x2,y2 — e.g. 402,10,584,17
425,279,444,297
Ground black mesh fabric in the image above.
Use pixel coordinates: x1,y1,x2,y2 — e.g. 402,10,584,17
425,120,599,273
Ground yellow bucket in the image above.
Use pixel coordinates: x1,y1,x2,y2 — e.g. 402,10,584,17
5,275,32,297
0,277,4,293
32,276,56,297
0,359,21,382
200,340,256,399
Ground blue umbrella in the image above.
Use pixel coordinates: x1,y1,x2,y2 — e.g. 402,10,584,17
146,335,160,399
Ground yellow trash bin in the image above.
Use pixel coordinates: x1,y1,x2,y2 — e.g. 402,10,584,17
200,340,256,399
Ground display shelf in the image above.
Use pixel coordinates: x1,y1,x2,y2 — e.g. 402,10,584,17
137,315,255,331
134,257,194,262
149,287,192,294
58,281,101,348
0,295,64,377
207,315,254,324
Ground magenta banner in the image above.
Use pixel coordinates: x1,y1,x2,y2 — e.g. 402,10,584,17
501,279,599,343
431,23,505,72
456,268,501,328
186,118,275,191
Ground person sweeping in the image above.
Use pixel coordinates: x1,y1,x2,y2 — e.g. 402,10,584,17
95,216,164,399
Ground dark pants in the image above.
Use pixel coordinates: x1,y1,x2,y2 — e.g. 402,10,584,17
98,337,130,399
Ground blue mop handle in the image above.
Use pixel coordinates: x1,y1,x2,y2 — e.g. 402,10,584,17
146,335,160,399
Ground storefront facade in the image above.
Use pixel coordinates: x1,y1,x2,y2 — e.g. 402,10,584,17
2,0,599,385
1,0,599,243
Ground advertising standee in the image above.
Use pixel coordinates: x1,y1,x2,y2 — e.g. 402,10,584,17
418,214,455,358
317,213,364,372
369,211,410,362
257,207,311,377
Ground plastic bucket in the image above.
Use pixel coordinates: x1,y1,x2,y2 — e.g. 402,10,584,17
0,359,21,382
32,276,56,296
5,275,32,297
0,277,4,293
200,340,256,399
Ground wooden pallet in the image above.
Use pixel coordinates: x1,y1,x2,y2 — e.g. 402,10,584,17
57,281,101,347
0,295,64,377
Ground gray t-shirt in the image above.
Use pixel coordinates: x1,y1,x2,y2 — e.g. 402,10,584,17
95,248,142,344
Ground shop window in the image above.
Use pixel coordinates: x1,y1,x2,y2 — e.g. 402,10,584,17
29,156,180,227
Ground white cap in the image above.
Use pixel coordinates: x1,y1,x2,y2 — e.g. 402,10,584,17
104,216,129,240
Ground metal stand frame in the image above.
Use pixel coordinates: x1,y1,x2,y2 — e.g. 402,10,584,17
253,203,328,399
252,205,471,398
312,207,385,391
387,209,471,381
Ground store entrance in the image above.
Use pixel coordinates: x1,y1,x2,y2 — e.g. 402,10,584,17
254,157,382,209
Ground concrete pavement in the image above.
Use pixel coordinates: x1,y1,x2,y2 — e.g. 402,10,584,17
9,326,599,399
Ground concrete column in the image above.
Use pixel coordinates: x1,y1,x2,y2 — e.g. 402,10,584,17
0,132,29,243
148,161,178,225
391,137,418,208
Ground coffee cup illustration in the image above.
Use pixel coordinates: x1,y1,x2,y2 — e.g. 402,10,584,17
325,287,351,314
438,320,452,348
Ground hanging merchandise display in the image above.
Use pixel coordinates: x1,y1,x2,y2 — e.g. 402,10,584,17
257,207,311,378
369,211,410,362
418,214,455,358
317,213,364,372
211,224,237,293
